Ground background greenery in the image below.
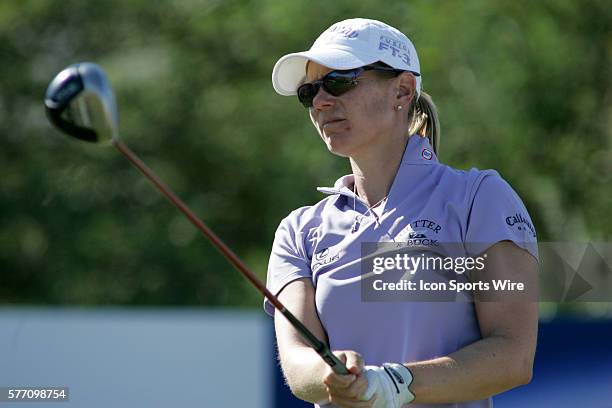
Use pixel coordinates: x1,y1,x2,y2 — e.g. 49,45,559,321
1,0,610,314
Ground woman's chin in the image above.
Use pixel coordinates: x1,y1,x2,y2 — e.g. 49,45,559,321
326,146,350,158
325,141,353,158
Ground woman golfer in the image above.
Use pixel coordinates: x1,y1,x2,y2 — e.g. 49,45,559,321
265,18,539,408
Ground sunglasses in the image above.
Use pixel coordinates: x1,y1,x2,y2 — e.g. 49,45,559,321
297,65,403,108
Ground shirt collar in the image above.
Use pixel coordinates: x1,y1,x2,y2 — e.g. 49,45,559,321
316,135,438,198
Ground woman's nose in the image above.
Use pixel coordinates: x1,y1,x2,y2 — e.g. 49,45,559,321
312,87,336,110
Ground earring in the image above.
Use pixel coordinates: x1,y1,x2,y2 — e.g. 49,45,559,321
395,105,403,111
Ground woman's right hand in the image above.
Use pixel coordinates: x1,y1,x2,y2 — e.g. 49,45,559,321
322,350,377,408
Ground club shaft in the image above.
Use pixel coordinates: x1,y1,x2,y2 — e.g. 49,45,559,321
112,139,349,375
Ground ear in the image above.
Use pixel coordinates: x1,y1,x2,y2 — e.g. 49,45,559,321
395,72,416,107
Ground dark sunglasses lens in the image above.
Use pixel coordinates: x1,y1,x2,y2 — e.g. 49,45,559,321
296,70,359,108
297,83,318,107
324,76,356,96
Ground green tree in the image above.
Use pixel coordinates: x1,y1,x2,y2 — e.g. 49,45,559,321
1,0,610,309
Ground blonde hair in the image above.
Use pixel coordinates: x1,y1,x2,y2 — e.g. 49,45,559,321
407,91,441,154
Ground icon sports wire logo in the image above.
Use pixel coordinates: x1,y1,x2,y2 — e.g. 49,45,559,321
361,242,612,303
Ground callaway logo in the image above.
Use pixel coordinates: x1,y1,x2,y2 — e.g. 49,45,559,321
312,248,340,272
505,213,536,238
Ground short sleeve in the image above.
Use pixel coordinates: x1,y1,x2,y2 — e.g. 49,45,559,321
263,213,313,316
465,172,538,260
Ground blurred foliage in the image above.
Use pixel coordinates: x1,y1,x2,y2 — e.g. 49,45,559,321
1,0,610,311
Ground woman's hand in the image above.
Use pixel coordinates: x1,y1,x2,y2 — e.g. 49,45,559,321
322,351,376,408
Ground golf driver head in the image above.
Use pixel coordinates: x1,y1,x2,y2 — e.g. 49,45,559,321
44,62,118,143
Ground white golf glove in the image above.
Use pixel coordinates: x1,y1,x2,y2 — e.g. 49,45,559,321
361,363,415,408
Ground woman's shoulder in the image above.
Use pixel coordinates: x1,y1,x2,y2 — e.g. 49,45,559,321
439,162,501,183
433,162,510,200
276,195,340,233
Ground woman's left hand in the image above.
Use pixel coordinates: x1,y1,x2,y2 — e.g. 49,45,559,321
322,350,376,407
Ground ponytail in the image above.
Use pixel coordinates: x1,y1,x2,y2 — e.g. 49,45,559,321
407,91,440,155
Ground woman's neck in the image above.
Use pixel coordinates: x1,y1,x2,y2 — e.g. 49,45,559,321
349,135,410,206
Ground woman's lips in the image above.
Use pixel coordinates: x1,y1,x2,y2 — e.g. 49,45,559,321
322,119,346,129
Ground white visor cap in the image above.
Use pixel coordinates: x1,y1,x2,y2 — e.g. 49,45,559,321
272,18,421,98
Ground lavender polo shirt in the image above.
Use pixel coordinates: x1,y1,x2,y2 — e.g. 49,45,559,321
265,135,538,408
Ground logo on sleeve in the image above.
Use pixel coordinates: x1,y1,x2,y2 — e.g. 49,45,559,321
312,247,341,273
315,248,329,260
505,213,536,238
421,148,433,160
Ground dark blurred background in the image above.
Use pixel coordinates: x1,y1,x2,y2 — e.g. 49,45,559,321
1,0,611,318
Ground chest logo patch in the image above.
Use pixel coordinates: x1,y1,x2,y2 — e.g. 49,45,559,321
395,219,442,247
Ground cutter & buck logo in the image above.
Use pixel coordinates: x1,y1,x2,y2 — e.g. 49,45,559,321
395,219,443,247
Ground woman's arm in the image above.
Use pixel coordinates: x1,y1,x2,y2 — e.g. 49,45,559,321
406,241,539,403
274,278,331,403
274,278,372,406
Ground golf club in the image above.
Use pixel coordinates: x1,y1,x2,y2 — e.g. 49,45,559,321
44,62,349,375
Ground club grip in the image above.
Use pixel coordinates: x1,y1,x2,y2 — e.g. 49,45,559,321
319,346,350,375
